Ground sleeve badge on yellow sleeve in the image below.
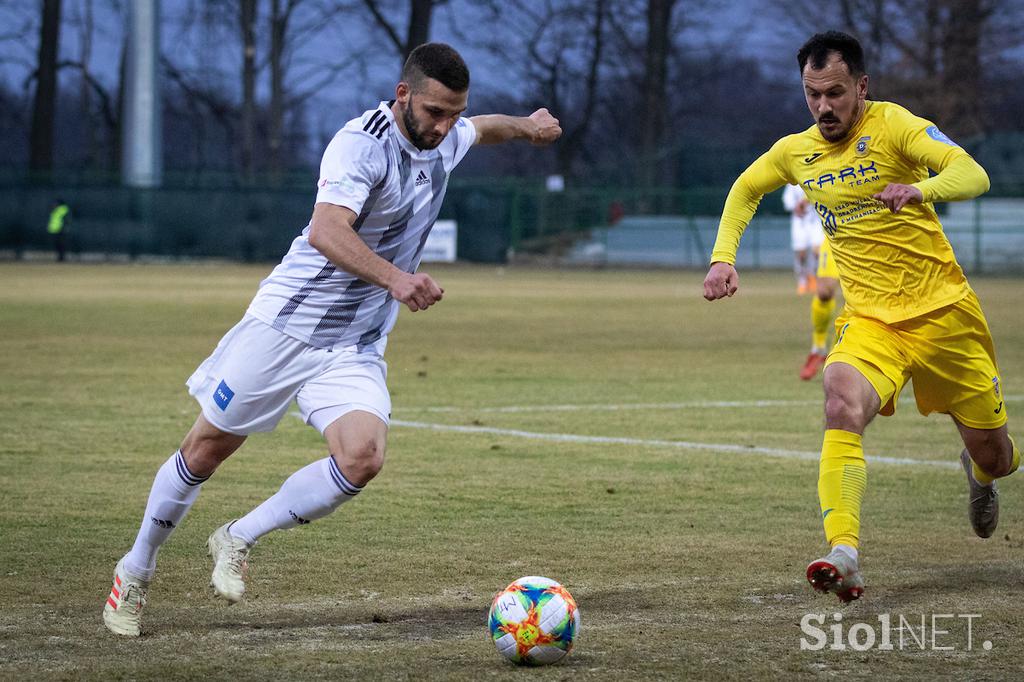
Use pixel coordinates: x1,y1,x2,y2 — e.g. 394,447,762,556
926,126,959,147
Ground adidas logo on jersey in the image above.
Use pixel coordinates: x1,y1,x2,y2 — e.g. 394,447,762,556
415,170,430,186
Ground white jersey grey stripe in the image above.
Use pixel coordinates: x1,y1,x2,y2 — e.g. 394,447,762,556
245,102,477,352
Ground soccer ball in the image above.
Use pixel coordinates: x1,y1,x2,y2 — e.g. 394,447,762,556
487,576,580,665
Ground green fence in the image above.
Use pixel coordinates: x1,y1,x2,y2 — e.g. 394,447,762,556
1,177,1021,273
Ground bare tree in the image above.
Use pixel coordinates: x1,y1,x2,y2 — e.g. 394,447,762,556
240,0,257,181
639,0,677,187
486,0,613,179
768,0,1020,137
939,0,989,136
29,0,62,172
268,0,297,179
359,0,450,70
73,0,98,165
264,0,368,175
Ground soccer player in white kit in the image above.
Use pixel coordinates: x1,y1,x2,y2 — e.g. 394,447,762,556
782,183,825,294
103,43,562,637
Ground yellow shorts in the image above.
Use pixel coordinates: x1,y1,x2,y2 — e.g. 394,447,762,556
817,240,839,280
825,289,1007,429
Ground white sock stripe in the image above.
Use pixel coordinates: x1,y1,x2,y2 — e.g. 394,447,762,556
327,457,362,495
174,450,208,486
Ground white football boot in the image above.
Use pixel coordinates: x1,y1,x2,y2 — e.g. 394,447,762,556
103,557,149,636
208,521,252,603
961,449,999,538
806,547,864,603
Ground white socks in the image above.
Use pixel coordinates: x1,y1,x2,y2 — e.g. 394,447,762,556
834,543,859,562
120,453,362,578
229,457,362,545
123,451,208,580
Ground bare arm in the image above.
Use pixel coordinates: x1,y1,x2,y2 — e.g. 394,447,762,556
469,108,562,146
307,202,443,312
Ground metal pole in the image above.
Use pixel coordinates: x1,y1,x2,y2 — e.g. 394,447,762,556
122,0,162,188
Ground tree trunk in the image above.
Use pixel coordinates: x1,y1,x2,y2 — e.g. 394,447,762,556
29,0,62,173
269,0,288,182
113,32,127,172
240,0,258,182
941,0,985,137
555,0,606,179
362,0,437,71
79,0,96,167
640,0,676,188
403,0,434,63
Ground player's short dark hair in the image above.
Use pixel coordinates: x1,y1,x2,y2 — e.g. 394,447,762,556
402,43,470,93
797,31,866,78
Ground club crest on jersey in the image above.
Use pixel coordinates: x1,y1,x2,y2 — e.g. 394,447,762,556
855,136,871,157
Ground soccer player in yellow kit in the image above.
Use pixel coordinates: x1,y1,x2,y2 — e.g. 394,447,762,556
703,31,1020,603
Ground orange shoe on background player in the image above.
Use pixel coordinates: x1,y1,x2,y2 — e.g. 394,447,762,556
800,351,827,380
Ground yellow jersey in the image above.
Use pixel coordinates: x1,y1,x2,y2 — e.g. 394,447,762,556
710,100,990,323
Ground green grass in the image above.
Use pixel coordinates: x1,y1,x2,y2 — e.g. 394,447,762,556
1,262,1023,680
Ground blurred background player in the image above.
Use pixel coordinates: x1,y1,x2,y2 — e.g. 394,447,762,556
703,31,1019,603
782,183,824,294
47,198,70,262
799,238,841,380
101,43,561,637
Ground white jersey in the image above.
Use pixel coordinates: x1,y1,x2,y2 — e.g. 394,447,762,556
782,183,824,249
246,101,477,353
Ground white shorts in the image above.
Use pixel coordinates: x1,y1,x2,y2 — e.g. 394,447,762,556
791,215,825,251
187,315,390,436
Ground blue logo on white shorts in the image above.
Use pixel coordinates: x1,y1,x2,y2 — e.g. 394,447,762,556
213,380,235,411
926,125,958,147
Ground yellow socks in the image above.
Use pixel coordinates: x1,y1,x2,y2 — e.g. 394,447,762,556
818,429,867,549
811,296,836,350
971,436,1020,485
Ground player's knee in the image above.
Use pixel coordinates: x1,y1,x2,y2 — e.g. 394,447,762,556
824,394,867,430
816,278,837,300
339,439,385,485
968,434,1014,477
988,458,1013,478
180,430,243,477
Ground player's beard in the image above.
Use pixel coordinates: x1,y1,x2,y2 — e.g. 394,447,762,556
816,113,847,142
402,101,443,150
816,100,863,142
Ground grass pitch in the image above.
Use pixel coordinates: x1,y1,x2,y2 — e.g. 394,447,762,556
1,262,1023,680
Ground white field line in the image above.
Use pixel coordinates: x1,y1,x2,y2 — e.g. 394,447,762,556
291,394,1024,470
390,419,959,470
399,395,1023,415
401,399,816,414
